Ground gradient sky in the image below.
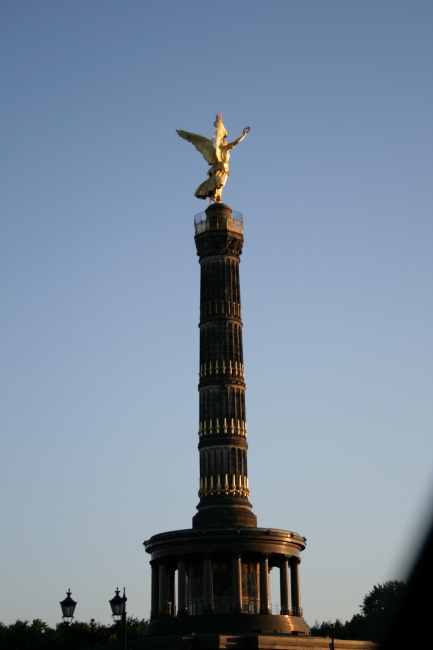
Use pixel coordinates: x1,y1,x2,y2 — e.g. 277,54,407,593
1,0,432,629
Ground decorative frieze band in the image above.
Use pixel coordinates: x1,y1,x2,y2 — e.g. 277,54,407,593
199,360,245,379
200,300,242,319
195,232,243,259
198,474,250,498
199,418,247,438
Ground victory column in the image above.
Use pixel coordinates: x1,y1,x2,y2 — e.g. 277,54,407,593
143,114,310,644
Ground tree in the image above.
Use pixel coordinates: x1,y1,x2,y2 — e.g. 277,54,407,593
311,580,406,642
360,581,407,642
361,580,406,617
0,617,148,650
0,619,57,650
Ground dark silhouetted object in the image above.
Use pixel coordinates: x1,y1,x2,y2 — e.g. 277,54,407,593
311,581,406,642
360,581,406,642
381,518,433,649
109,588,127,650
60,589,77,623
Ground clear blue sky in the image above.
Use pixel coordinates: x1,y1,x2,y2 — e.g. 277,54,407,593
1,0,432,629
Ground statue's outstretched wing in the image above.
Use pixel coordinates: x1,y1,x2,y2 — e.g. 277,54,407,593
176,130,218,165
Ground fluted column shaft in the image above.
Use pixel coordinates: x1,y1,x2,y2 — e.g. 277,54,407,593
280,556,290,614
290,557,301,614
151,562,159,620
203,555,214,614
232,554,243,613
260,555,270,614
177,560,187,616
193,203,257,529
167,567,175,616
158,563,167,618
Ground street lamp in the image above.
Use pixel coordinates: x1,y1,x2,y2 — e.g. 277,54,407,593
89,618,96,649
109,588,127,650
60,589,77,624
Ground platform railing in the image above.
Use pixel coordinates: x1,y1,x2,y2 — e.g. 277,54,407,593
194,210,243,235
188,600,203,616
214,599,233,614
244,599,260,614
269,604,303,616
155,601,303,617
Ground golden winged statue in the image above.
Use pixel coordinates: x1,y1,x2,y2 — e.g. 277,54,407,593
177,112,250,203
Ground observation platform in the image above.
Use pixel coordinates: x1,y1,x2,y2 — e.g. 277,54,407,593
194,204,243,235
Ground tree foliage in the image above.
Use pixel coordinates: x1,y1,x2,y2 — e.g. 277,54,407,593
1,581,405,647
360,580,406,642
361,580,406,616
0,617,148,650
311,580,406,643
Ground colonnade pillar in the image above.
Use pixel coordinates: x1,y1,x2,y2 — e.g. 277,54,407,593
158,563,167,618
232,554,243,613
167,567,175,616
259,554,270,614
151,553,303,621
203,555,214,614
151,562,159,620
279,556,290,615
290,557,301,615
177,559,187,616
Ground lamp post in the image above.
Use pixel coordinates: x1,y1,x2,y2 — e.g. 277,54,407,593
330,623,335,650
109,588,127,650
60,589,77,624
89,618,96,649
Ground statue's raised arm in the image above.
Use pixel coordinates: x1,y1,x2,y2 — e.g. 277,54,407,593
176,112,250,203
226,126,251,151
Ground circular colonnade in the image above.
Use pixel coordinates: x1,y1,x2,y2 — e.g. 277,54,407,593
144,527,310,636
